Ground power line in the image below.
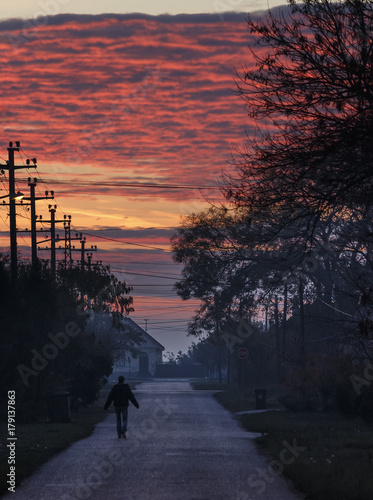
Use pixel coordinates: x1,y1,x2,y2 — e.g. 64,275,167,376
0,148,195,301
143,318,191,324
111,268,181,278
132,284,176,287
149,325,190,331
124,271,179,280
80,231,166,251
19,147,67,218
134,310,195,318
12,153,188,256
38,179,218,191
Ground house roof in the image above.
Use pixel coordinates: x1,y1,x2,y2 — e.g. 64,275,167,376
87,312,164,351
121,316,165,350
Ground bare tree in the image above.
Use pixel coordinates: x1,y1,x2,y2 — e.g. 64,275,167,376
225,0,373,219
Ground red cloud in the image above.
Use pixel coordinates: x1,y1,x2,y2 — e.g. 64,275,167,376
0,13,258,351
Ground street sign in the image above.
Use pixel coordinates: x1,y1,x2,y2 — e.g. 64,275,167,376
237,347,249,360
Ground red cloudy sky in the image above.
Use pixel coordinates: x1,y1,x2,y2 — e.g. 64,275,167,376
0,12,263,353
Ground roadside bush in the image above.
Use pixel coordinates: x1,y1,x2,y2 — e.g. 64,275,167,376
334,361,373,422
278,388,320,412
69,337,112,409
334,379,358,416
0,261,129,422
357,383,373,423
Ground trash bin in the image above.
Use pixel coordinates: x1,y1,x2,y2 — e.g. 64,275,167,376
49,392,71,422
255,388,267,410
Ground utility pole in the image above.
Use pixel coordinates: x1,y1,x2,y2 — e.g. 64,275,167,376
214,292,223,385
87,252,93,271
299,279,306,368
274,295,281,383
76,237,97,271
49,205,67,280
63,215,72,268
0,141,36,283
80,236,86,272
37,205,65,281
22,178,54,270
50,205,57,277
8,145,17,283
56,225,80,269
71,236,97,301
282,282,288,378
29,179,37,268
71,235,97,270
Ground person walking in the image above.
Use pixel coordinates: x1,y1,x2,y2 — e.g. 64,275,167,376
104,375,139,438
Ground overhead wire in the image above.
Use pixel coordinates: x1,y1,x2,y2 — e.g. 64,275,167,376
16,148,57,236
0,173,11,229
0,155,31,248
19,147,68,222
12,158,206,260
39,178,218,190
16,149,171,253
1,148,198,338
81,232,166,251
116,270,180,280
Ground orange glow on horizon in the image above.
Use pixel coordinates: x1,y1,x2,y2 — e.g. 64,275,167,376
0,13,254,352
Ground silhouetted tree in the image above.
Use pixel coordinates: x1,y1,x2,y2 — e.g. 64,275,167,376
0,258,134,421
225,0,373,225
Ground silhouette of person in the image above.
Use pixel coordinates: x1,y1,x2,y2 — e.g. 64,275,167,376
104,375,139,438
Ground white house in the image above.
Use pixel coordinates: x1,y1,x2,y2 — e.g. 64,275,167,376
113,316,164,377
86,312,164,378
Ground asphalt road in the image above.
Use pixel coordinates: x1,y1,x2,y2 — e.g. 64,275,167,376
4,380,304,500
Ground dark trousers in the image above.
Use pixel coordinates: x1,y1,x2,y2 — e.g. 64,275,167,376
115,406,128,436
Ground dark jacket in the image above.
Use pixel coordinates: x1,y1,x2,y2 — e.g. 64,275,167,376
104,383,139,410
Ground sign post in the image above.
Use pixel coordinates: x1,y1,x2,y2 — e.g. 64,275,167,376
208,357,215,382
237,348,249,387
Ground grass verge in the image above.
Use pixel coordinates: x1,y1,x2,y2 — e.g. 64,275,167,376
190,378,229,391
214,388,373,500
0,381,138,497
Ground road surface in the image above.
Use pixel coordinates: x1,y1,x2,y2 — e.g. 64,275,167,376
4,380,304,500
